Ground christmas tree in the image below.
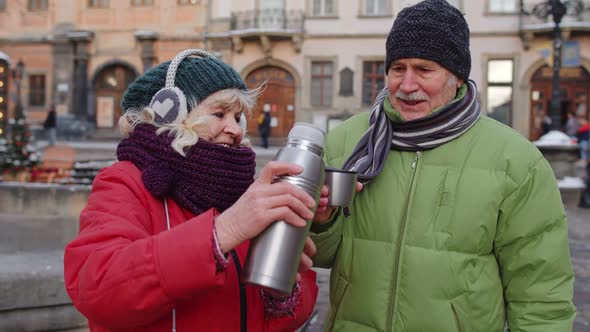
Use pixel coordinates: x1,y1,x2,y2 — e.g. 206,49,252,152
0,102,39,180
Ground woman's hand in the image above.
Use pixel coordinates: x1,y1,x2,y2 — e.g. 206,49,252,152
215,161,316,253
296,236,316,282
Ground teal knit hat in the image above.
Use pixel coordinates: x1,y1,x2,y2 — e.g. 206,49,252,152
121,55,246,113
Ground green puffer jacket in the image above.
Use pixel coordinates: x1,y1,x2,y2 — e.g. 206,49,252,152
311,113,575,332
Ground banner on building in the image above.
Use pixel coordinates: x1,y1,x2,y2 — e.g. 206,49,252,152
96,96,114,128
538,40,580,68
562,40,580,67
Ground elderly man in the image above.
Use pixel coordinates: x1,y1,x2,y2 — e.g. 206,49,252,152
311,0,576,331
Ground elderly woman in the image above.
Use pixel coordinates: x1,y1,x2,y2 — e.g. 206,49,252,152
64,50,318,332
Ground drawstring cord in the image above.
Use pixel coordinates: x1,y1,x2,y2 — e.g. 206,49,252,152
164,199,177,332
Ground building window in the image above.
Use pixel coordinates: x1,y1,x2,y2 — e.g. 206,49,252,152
364,0,387,16
88,0,109,8
362,61,385,106
486,59,513,126
488,0,517,13
260,0,284,9
178,0,199,4
339,67,354,96
311,61,333,106
131,0,153,6
28,0,48,11
311,0,335,16
446,0,461,10
29,74,46,107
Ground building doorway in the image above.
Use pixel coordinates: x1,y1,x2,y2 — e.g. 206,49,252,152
529,65,590,140
245,66,295,138
93,64,137,129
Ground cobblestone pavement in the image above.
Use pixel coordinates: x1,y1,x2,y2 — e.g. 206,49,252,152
568,203,590,331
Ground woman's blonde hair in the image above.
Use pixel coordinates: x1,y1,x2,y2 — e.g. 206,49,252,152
119,86,263,156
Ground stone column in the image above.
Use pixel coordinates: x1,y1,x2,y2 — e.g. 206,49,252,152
134,31,158,73
51,35,74,115
67,31,93,126
535,131,585,206
537,144,580,177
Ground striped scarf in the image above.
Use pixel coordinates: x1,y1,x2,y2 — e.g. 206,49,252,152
342,80,481,184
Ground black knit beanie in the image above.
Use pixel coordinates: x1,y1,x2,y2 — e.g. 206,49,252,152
121,56,246,112
385,0,471,81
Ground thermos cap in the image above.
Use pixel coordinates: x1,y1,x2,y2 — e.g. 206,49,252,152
288,123,326,147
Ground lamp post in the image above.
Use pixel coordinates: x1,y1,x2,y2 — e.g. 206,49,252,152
531,0,566,130
545,0,565,131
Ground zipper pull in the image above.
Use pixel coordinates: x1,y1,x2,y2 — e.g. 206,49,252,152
411,151,422,169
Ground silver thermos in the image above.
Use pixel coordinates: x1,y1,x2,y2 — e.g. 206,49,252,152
243,123,326,294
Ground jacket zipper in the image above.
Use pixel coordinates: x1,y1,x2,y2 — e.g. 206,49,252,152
386,151,421,331
451,303,463,332
230,250,247,332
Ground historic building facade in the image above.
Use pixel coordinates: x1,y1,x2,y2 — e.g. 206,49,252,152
0,0,588,141
0,0,208,137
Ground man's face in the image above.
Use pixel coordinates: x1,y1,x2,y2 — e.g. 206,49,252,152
387,58,463,121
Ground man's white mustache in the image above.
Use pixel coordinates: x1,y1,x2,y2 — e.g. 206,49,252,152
395,90,430,102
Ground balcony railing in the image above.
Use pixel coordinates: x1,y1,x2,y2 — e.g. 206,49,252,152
230,9,304,33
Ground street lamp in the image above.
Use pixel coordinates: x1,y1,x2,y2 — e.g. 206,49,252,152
521,0,585,130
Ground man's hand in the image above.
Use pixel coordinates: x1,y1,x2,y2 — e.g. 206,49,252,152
313,182,363,224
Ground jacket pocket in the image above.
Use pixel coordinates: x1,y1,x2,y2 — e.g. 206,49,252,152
451,303,462,332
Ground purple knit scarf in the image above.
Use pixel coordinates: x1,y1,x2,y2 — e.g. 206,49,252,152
116,124,256,215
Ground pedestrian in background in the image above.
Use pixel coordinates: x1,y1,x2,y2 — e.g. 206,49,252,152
577,116,590,208
564,112,580,137
541,113,552,135
311,0,575,331
64,49,318,332
43,104,57,146
258,108,271,148
580,159,590,208
577,117,589,162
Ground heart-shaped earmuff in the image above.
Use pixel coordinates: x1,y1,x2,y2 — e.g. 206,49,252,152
149,49,214,126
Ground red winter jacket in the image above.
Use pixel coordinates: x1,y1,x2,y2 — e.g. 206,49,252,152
64,161,318,331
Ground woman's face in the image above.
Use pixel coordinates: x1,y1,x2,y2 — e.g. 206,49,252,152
188,99,245,147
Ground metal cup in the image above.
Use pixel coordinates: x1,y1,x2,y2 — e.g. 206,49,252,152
324,167,358,207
